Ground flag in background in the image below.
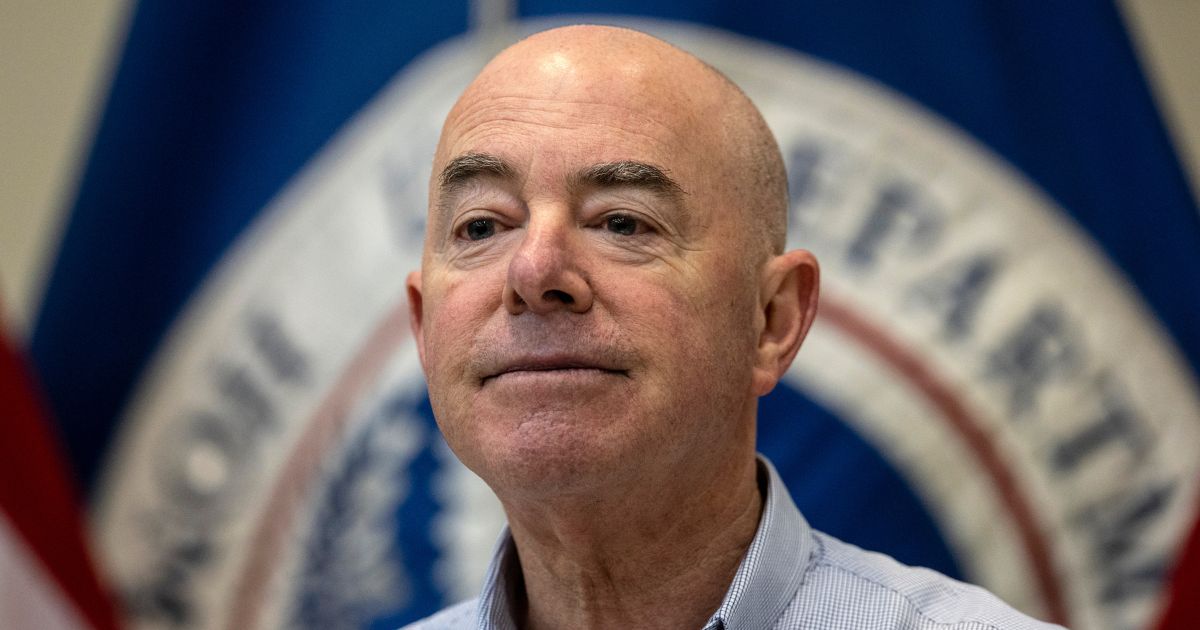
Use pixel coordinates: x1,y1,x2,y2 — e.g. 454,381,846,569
17,1,1200,629
1158,516,1200,629
0,322,118,630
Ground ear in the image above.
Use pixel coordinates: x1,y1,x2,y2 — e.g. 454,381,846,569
751,249,820,396
406,270,427,370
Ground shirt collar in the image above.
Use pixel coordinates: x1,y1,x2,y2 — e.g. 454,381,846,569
474,529,519,630
702,455,814,629
473,455,814,630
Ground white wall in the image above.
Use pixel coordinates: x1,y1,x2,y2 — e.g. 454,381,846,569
1119,0,1200,206
0,0,132,337
1,1,1196,340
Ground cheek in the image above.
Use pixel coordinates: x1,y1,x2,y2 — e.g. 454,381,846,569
421,278,499,463
422,274,502,385
617,268,758,396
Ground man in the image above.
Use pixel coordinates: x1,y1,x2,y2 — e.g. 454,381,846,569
403,24,1061,630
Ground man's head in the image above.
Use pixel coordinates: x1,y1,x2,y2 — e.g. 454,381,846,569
407,25,818,500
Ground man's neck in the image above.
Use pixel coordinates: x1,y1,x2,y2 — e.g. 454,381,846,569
500,452,764,630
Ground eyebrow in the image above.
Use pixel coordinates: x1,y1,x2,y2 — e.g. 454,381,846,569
439,152,514,193
435,152,686,216
569,161,685,199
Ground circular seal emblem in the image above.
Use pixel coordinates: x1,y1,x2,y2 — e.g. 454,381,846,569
94,17,1200,630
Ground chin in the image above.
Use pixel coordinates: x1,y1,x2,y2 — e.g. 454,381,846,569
456,406,643,499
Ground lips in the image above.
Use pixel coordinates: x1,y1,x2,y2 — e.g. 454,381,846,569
481,354,629,384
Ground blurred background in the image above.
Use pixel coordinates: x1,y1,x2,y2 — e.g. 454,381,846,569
2,2,1198,629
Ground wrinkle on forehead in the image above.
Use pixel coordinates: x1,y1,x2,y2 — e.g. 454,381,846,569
444,95,689,161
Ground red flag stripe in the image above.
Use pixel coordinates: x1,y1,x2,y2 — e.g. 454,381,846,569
0,330,119,630
1158,508,1200,629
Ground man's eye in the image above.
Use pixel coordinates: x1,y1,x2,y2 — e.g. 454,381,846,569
605,215,639,236
464,219,496,241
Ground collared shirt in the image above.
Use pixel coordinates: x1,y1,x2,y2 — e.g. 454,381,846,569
403,456,1065,629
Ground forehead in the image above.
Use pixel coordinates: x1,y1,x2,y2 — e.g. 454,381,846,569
436,47,719,186
446,101,684,175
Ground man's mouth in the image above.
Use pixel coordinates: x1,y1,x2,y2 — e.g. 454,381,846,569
481,356,628,384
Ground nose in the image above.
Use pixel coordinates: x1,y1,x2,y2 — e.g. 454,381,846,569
504,216,594,315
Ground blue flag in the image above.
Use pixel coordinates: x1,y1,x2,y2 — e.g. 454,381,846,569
30,2,1200,629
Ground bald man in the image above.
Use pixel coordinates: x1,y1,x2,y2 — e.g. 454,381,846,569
403,25,1061,630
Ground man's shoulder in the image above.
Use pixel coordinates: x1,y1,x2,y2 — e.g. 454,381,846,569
783,531,1065,629
398,599,477,630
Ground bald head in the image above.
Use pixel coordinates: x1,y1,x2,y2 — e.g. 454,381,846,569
434,25,788,262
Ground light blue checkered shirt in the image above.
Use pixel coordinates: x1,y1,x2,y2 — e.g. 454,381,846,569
403,457,1066,629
